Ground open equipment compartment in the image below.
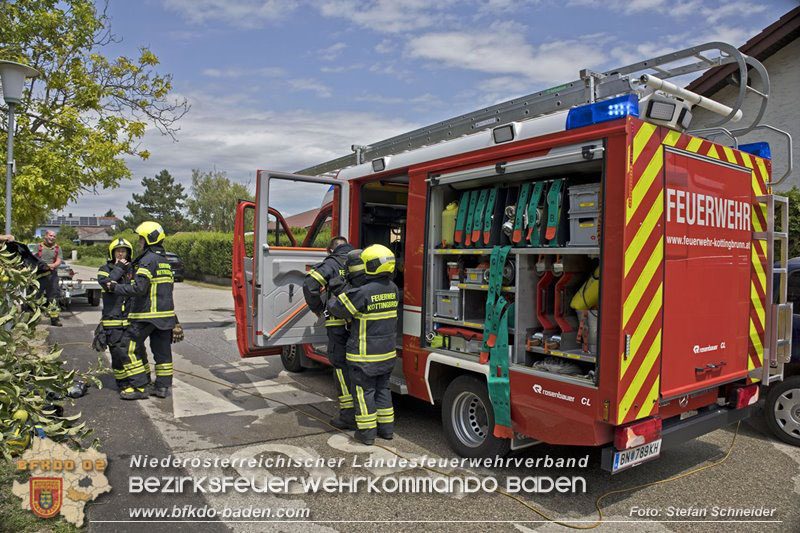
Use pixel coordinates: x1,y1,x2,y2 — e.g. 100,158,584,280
425,144,605,386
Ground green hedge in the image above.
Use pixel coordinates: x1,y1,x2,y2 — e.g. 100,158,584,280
164,232,233,280
60,226,334,281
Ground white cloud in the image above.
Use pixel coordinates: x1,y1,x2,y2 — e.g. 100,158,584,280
317,0,459,33
367,61,413,80
320,64,362,73
700,1,767,23
317,42,347,61
406,22,606,85
354,92,441,107
158,0,299,28
70,90,418,216
288,78,333,98
375,39,396,54
569,0,766,20
202,66,286,78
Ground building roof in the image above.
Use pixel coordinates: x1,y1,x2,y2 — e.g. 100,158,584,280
686,6,800,96
78,227,113,242
284,208,322,229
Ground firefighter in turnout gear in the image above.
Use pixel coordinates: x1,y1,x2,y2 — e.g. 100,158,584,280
109,222,176,400
302,237,356,429
328,244,399,445
95,238,151,389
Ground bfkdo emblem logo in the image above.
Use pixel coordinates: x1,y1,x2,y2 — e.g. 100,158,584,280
30,478,63,518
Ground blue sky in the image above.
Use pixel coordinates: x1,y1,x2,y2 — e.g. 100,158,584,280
68,0,797,218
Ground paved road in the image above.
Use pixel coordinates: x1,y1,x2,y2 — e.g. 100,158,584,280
54,265,800,532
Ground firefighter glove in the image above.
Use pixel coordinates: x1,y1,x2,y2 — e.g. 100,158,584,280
172,323,184,344
92,324,108,352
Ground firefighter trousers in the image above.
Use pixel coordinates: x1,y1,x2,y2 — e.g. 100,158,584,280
327,326,354,424
39,271,60,318
107,328,150,389
123,322,172,389
351,365,394,440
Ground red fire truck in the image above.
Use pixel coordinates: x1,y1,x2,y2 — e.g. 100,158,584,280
232,42,793,472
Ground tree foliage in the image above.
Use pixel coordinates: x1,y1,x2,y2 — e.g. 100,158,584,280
0,0,189,232
103,209,115,218
784,186,800,259
187,170,253,233
0,243,102,458
57,224,77,243
123,170,188,234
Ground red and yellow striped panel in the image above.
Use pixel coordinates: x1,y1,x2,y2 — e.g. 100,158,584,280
617,120,769,424
619,121,666,425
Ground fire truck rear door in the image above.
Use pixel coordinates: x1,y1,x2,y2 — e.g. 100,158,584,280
661,148,753,398
251,170,350,350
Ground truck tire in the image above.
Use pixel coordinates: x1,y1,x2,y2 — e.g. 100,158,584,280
765,375,800,447
442,374,510,458
280,345,305,373
88,290,100,307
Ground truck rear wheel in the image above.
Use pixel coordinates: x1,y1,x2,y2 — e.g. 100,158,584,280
765,375,800,447
280,345,305,373
442,375,510,458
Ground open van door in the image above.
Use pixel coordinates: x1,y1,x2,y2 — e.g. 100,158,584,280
233,170,349,357
233,200,297,357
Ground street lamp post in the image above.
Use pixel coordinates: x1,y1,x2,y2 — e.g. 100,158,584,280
0,60,39,235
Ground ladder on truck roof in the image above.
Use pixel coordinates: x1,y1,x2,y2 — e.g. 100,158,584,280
298,41,771,176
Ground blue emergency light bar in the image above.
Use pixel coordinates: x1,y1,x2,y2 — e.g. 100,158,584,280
738,142,771,160
566,94,639,130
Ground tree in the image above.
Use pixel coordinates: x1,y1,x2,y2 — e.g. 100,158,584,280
103,209,115,218
0,241,102,457
124,170,189,234
0,0,189,232
57,224,78,243
784,186,800,259
187,170,253,232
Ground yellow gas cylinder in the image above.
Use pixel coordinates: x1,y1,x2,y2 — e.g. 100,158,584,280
441,201,458,247
571,266,600,310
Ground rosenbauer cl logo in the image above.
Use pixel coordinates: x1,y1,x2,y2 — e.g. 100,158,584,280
693,341,725,354
532,384,575,403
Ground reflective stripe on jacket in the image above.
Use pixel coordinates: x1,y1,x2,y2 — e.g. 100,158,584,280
328,276,399,367
114,245,176,330
302,244,352,327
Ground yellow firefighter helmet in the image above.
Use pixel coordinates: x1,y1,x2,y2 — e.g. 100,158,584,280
361,244,395,276
107,237,133,260
135,221,166,246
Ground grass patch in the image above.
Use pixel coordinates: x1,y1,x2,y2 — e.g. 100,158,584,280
70,256,105,268
0,459,80,532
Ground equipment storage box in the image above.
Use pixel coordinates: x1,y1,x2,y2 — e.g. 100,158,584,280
464,268,487,284
568,211,600,247
449,336,483,354
434,289,462,320
568,183,601,215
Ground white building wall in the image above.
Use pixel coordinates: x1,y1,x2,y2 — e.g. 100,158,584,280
690,38,800,191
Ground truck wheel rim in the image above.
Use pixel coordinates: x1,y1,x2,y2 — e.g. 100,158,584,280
774,387,800,439
452,391,488,448
284,346,297,364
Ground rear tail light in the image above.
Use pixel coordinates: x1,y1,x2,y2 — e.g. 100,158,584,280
729,384,759,409
614,417,662,450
